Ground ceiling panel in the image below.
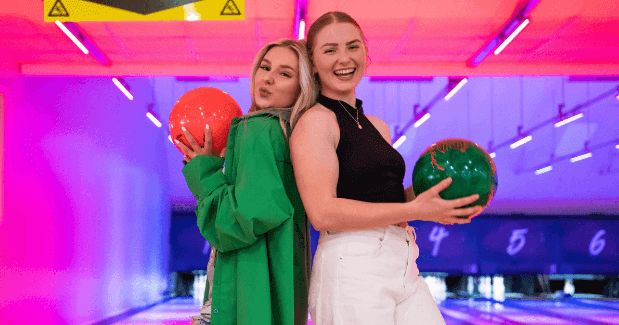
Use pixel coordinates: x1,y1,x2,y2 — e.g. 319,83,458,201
253,0,295,18
255,19,295,39
183,20,255,37
407,19,499,38
19,53,100,63
0,0,618,76
0,16,45,37
103,21,189,37
121,37,190,53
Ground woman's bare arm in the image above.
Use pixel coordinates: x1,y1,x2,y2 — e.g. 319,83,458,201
290,107,481,232
290,107,410,231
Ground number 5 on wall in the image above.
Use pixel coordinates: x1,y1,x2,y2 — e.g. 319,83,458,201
507,228,529,256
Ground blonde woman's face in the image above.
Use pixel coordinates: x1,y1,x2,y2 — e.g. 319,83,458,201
311,22,367,98
254,46,301,110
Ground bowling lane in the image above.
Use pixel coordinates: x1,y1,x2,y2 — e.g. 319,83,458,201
503,300,619,325
112,297,198,325
439,306,516,325
106,297,619,325
444,299,582,325
572,299,619,311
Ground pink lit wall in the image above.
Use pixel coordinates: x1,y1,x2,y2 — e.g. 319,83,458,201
0,76,171,324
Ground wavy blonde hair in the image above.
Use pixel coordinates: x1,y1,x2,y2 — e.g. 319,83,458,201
247,39,317,136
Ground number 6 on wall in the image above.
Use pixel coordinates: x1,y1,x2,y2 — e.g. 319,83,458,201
507,229,528,256
589,230,606,256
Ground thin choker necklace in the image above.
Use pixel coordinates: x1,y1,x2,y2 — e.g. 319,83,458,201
338,100,362,129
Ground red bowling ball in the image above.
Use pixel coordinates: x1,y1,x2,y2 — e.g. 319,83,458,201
169,87,242,154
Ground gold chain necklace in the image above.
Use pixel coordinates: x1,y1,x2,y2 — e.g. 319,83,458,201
338,100,362,129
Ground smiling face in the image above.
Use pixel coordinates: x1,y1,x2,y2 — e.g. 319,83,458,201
253,46,301,110
311,22,367,101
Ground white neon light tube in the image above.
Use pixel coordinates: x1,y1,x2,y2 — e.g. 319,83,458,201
299,20,305,40
55,20,89,54
570,152,592,162
393,136,407,149
112,78,134,100
494,19,530,55
535,166,552,175
413,113,431,128
554,113,583,128
146,112,162,128
510,135,532,149
445,78,468,101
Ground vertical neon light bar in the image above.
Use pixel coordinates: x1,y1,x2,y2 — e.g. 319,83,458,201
0,94,3,225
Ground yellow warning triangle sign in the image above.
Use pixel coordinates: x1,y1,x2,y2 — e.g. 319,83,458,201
220,0,241,15
48,0,69,17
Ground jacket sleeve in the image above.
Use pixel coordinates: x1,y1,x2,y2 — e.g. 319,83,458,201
182,122,294,253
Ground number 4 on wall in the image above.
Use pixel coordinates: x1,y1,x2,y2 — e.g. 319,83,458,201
429,226,449,257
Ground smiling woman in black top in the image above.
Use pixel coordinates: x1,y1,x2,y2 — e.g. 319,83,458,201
290,11,482,325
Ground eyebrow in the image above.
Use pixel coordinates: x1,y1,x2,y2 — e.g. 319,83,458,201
320,39,361,48
261,59,297,72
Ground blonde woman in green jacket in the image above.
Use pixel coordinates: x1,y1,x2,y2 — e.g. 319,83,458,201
176,39,316,325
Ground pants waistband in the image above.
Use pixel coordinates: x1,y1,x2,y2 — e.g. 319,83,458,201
323,225,412,242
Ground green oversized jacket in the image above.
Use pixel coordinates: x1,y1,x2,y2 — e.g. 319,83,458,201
182,110,311,325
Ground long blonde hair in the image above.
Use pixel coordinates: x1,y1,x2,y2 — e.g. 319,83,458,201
247,39,317,135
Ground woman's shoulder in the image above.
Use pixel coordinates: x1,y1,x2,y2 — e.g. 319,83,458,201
365,115,391,144
230,110,286,140
232,110,283,129
297,103,337,126
291,103,340,146
365,115,388,130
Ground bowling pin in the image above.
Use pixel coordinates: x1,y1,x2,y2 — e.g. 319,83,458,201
564,279,575,296
438,277,447,304
492,275,505,302
481,276,492,299
467,276,475,297
193,272,199,304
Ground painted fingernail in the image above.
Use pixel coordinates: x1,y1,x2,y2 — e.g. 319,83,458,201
206,124,210,130
181,126,187,131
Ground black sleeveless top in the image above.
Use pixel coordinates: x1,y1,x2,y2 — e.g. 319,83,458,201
318,94,406,203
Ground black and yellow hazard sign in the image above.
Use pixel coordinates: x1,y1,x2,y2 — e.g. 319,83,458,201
48,0,70,17
44,0,244,22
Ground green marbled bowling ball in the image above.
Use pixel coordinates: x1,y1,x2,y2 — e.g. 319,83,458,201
412,139,497,212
